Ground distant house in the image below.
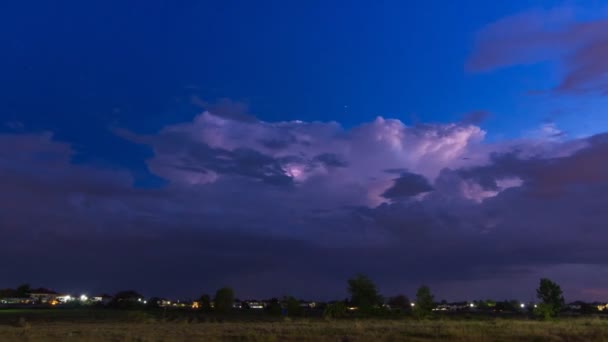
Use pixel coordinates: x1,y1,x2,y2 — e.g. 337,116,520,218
299,301,316,309
157,298,172,307
113,290,144,303
433,302,474,312
0,298,32,305
56,294,75,303
243,300,265,309
29,288,59,303
92,295,113,305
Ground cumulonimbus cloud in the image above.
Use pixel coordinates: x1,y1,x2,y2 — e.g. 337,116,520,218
3,108,608,300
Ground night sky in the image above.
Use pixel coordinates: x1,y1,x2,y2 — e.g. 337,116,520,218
2,0,608,301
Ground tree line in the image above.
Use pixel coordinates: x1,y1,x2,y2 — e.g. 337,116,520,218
324,274,565,320
0,276,568,320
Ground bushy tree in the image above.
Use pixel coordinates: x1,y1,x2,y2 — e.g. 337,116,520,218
0,288,17,298
214,287,235,313
347,274,382,310
199,294,212,312
114,290,143,300
535,278,565,319
388,295,411,312
496,300,519,312
323,302,347,319
146,297,162,309
110,290,144,308
413,285,435,319
15,284,31,298
266,298,283,316
285,296,302,316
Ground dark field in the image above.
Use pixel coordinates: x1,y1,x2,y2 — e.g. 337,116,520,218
2,308,608,341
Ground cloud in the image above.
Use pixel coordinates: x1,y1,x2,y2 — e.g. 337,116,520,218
468,6,608,95
4,121,24,130
119,112,487,206
461,110,491,125
381,172,434,200
5,111,608,300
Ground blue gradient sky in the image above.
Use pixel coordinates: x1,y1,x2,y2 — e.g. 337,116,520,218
4,0,607,184
3,1,608,300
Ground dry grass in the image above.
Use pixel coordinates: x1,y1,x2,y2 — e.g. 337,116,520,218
1,318,608,341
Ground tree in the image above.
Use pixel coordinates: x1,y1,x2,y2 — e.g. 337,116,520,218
146,297,162,309
0,288,17,299
214,287,235,313
495,300,519,312
199,294,212,312
347,274,382,310
323,301,347,319
15,284,31,298
266,298,283,316
387,295,411,312
535,278,565,319
113,290,143,302
110,290,144,308
413,285,435,319
285,296,302,316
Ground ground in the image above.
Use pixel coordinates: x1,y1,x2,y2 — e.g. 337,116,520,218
1,309,608,341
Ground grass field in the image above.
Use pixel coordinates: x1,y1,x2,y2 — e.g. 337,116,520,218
1,309,608,341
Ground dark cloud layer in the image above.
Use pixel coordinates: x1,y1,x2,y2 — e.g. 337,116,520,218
3,110,608,301
382,172,434,199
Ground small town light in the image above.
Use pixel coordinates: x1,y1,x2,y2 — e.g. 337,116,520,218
534,304,538,308
138,298,142,302
80,295,88,301
520,303,525,308
469,303,475,308
410,303,416,307
143,300,147,304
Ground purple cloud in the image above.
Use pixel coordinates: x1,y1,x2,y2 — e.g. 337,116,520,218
468,6,608,95
4,111,608,300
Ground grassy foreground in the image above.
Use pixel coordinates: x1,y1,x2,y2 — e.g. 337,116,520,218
2,318,608,341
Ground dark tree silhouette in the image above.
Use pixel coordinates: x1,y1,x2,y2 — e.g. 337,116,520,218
266,298,282,316
110,290,144,308
213,287,235,313
146,297,162,308
535,278,565,319
323,301,347,319
0,288,17,298
414,285,435,319
113,290,143,301
347,274,382,310
15,284,31,298
199,294,212,312
388,295,411,311
285,296,302,316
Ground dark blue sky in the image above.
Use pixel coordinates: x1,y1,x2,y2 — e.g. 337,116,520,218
4,0,600,184
3,1,608,300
